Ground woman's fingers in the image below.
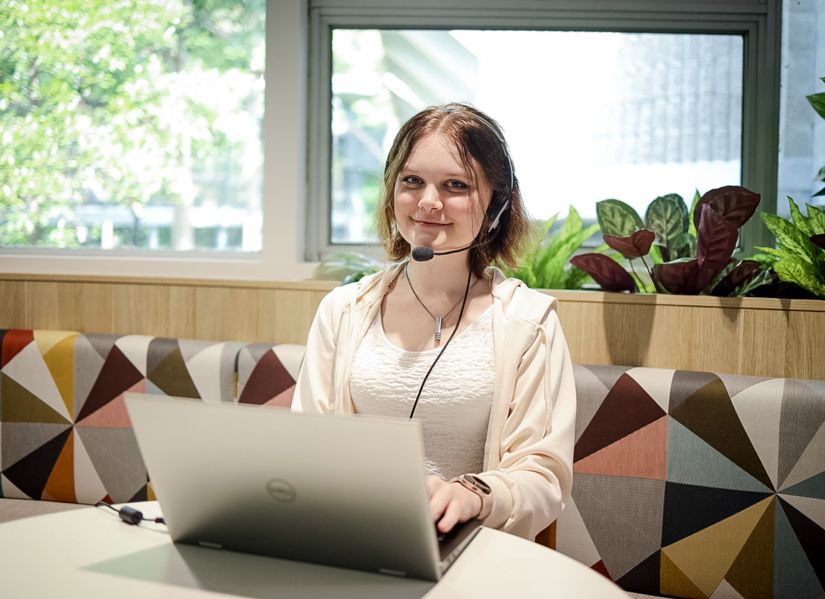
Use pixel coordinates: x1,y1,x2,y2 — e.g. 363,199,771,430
426,477,482,533
427,477,451,523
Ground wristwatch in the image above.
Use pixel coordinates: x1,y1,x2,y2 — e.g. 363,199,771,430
452,474,492,519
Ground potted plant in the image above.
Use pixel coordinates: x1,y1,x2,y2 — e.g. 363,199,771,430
569,186,767,296
503,206,600,290
314,251,384,284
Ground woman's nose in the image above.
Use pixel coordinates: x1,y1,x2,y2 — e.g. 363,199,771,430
418,184,442,212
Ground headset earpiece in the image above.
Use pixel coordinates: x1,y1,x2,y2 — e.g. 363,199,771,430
486,193,510,233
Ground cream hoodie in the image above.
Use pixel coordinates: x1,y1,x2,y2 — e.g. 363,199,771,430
293,263,576,540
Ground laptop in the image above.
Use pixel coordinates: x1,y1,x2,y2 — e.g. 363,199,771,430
124,393,482,581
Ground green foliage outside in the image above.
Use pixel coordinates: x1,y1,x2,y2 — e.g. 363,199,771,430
0,0,264,249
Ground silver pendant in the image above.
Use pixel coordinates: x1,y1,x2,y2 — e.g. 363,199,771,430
434,316,442,341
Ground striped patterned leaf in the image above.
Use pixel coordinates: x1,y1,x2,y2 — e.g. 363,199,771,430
696,204,738,271
693,186,760,230
596,199,644,237
603,229,655,259
569,253,636,292
645,193,689,254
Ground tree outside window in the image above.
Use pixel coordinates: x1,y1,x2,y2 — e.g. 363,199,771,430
0,0,264,252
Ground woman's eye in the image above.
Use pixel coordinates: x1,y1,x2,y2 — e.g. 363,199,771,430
401,175,422,185
445,180,468,190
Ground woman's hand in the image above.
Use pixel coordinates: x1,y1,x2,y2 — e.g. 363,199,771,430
426,476,482,534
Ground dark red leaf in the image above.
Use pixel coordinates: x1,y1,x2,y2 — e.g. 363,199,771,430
696,203,738,270
654,259,717,295
570,253,636,292
811,234,825,250
710,260,762,296
603,229,655,259
693,185,761,230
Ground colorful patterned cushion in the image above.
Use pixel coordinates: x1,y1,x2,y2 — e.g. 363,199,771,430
0,330,296,506
555,364,825,599
236,343,304,407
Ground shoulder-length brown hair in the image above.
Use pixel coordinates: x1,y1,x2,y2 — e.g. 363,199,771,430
376,102,529,278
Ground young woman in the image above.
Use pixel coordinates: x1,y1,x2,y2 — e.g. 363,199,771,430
293,103,576,540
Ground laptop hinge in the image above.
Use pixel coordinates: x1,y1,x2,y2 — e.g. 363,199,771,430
378,568,407,577
198,541,224,550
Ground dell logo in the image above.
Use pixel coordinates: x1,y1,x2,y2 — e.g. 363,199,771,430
266,478,297,503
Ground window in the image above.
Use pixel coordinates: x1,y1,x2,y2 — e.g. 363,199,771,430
0,1,788,280
777,0,825,217
328,29,744,245
307,0,782,260
0,0,264,253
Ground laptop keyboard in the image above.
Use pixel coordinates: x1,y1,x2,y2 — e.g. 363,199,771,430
436,519,482,565
436,523,463,545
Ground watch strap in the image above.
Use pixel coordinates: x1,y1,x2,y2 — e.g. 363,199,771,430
451,474,493,519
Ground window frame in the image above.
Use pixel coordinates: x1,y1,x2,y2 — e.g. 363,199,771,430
306,0,781,261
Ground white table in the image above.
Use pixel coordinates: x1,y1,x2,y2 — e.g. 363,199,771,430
0,502,629,598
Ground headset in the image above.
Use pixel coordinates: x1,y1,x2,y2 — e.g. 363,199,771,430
404,103,515,419
409,106,515,262
444,103,514,235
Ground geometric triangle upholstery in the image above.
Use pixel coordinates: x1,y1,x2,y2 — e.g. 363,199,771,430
555,364,825,599
0,330,302,507
236,343,304,407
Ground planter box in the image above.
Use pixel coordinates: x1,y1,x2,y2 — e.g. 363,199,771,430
551,290,825,380
2,274,822,380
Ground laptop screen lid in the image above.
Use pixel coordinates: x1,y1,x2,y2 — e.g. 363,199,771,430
124,393,453,580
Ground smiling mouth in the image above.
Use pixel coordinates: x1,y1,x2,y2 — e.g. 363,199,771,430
414,219,447,226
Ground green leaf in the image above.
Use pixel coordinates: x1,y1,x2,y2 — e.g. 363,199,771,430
596,199,644,237
507,212,600,290
736,268,775,296
671,231,695,259
644,193,689,255
533,207,600,289
314,251,384,282
774,258,825,298
807,204,825,235
754,246,782,259
688,189,701,238
807,91,825,121
761,212,819,266
647,244,665,265
788,197,813,237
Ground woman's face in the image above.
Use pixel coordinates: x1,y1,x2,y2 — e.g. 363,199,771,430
393,133,491,254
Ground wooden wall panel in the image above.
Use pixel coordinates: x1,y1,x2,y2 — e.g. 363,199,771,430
786,309,824,379
113,284,169,337
739,307,788,378
168,286,197,339
194,286,261,342
2,275,823,379
270,289,329,345
0,279,26,327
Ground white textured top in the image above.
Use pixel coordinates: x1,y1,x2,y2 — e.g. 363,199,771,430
350,307,495,479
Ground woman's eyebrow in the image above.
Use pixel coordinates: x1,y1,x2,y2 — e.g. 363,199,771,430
399,167,469,178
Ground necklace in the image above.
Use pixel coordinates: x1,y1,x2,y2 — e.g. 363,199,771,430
404,261,475,341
